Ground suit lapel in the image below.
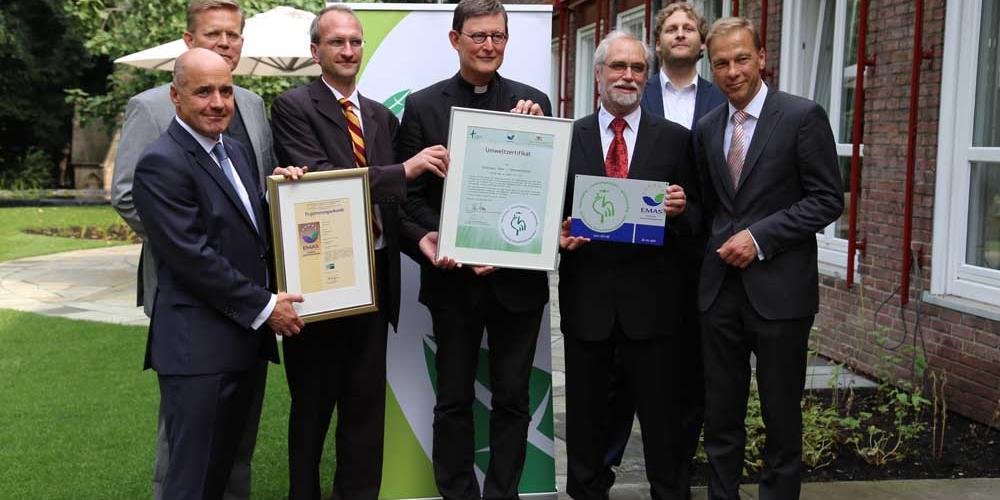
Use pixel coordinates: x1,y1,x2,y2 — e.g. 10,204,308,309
167,122,260,238
628,112,657,180
693,78,710,129
232,88,259,165
739,89,783,189
309,79,350,135
577,114,606,177
710,108,736,200
226,140,267,243
643,73,665,118
359,93,379,154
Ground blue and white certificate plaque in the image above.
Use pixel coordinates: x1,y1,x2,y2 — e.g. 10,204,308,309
570,174,668,246
437,107,573,271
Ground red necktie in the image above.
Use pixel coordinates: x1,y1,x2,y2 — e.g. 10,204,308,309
605,117,628,178
339,98,381,239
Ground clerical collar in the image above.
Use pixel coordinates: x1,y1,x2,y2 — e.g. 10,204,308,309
458,73,496,94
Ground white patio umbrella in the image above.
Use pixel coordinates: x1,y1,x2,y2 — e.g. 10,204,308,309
114,6,319,76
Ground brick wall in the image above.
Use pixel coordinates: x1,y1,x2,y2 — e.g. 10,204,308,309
809,0,1000,427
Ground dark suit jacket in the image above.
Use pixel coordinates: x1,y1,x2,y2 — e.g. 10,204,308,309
396,72,552,312
559,111,700,341
641,74,726,132
694,88,844,320
271,79,407,328
133,120,279,375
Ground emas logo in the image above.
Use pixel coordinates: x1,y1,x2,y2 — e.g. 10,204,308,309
641,185,666,215
298,222,321,256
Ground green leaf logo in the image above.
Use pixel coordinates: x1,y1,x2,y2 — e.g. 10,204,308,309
383,89,411,119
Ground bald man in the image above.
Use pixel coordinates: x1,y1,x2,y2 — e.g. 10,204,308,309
133,48,302,500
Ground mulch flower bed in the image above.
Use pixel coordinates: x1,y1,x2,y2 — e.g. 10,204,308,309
23,224,140,243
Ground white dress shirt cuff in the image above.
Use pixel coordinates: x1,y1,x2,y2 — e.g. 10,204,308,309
252,294,277,331
746,229,765,261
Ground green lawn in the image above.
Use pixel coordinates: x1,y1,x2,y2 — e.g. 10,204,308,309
0,309,335,499
0,206,130,262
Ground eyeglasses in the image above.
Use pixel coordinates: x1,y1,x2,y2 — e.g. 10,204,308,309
602,61,648,74
325,38,365,50
462,32,508,45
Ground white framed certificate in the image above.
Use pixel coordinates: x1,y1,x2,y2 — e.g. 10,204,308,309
267,169,377,323
437,107,573,271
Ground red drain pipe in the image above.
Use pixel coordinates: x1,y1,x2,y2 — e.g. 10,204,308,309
556,2,568,118
901,0,933,304
846,0,875,288
644,0,651,42
731,0,739,17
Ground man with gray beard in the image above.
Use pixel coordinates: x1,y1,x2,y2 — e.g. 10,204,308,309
557,31,702,500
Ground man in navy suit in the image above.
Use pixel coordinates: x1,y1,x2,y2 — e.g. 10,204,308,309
133,48,304,500
605,3,727,494
695,18,843,500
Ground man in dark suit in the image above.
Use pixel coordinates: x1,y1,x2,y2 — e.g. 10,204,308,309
694,18,844,500
559,30,699,500
605,3,728,487
133,48,304,500
110,3,276,497
268,5,449,500
395,0,551,497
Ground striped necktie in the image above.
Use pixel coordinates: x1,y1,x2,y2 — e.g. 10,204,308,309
727,110,750,190
338,98,380,238
339,98,367,168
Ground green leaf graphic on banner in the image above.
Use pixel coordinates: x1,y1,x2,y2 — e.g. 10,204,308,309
357,11,410,79
379,385,438,498
382,89,411,119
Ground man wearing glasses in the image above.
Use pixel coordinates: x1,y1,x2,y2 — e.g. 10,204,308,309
395,0,551,498
270,5,448,499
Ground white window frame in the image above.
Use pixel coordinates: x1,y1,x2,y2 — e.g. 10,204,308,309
551,37,561,117
574,24,597,119
617,6,646,41
780,0,861,279
931,0,1000,307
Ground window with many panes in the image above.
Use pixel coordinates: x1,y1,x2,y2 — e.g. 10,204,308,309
574,24,596,118
780,0,860,277
932,0,1000,307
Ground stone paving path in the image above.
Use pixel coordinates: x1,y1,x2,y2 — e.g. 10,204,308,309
0,245,993,499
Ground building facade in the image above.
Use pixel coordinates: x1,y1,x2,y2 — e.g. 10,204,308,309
548,0,1000,426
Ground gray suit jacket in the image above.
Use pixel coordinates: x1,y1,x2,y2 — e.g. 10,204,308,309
112,83,275,316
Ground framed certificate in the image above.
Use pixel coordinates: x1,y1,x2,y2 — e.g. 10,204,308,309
437,107,573,271
267,169,377,323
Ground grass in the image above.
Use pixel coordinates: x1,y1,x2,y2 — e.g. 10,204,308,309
0,309,335,499
0,206,131,262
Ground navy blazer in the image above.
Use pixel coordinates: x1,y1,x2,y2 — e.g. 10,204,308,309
641,73,726,131
694,88,844,320
134,120,279,375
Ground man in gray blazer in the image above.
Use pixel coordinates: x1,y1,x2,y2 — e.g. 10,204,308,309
111,1,275,499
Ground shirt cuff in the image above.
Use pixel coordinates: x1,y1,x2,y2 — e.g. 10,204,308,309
251,294,277,331
746,229,765,261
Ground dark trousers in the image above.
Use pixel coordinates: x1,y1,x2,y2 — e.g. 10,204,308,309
701,271,813,500
283,251,390,500
604,303,703,500
564,327,685,500
158,368,258,500
429,295,544,500
153,361,267,500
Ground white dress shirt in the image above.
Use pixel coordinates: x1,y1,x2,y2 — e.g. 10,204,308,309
598,105,642,174
175,117,275,330
660,69,698,130
721,81,768,260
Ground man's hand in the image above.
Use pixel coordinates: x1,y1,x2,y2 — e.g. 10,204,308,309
267,292,304,337
418,231,460,269
717,229,757,269
559,217,589,250
403,145,450,180
272,166,309,180
511,99,544,116
664,184,686,217
470,265,496,276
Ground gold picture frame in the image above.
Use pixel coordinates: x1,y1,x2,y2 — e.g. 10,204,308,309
267,168,378,323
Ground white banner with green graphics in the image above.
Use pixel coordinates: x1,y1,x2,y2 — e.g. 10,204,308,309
345,4,557,499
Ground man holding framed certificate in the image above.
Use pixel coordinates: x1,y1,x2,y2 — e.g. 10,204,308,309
270,5,449,499
395,0,552,498
558,31,701,499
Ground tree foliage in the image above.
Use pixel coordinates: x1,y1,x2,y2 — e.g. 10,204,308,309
64,0,329,125
0,0,108,187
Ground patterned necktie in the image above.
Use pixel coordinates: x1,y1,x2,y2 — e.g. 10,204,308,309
338,98,381,238
605,117,628,178
727,110,750,189
211,142,258,233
